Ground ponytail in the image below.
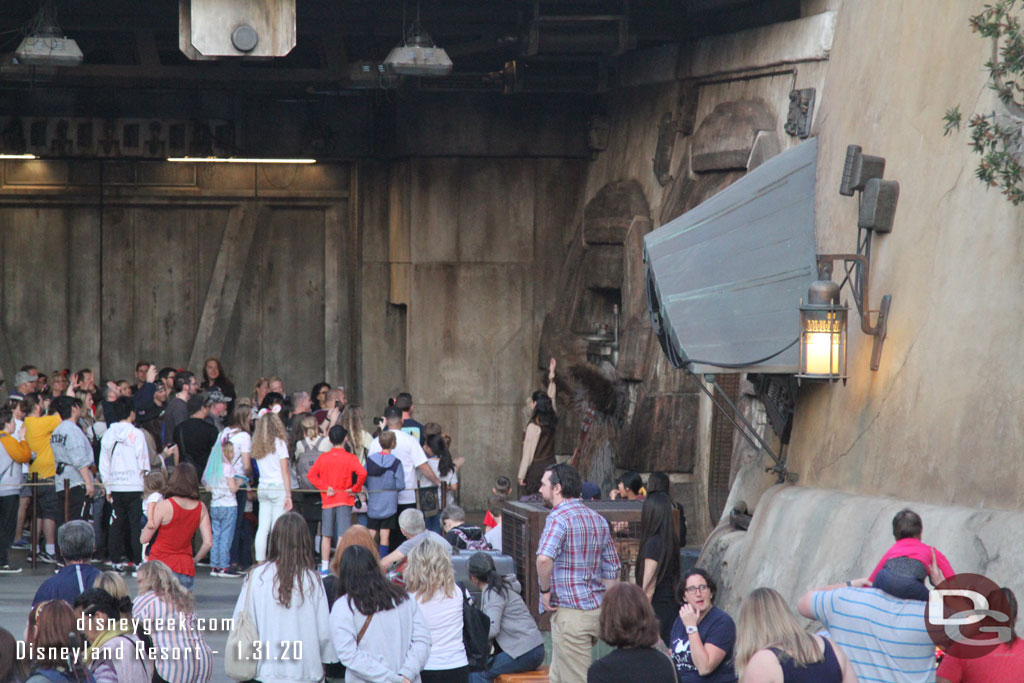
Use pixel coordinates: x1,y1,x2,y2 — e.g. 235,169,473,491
426,434,455,478
467,552,510,598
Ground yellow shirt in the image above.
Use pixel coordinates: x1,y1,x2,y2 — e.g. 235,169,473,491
25,414,61,479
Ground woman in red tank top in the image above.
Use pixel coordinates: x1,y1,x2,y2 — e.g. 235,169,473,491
141,463,212,590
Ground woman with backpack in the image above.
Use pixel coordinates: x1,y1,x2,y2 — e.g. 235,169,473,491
24,600,93,683
292,414,330,554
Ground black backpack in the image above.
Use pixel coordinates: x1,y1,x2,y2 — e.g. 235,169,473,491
458,582,491,671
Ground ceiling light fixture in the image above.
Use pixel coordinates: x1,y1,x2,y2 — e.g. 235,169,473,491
167,157,316,164
14,2,83,67
384,1,453,77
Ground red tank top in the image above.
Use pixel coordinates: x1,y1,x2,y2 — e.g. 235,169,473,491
149,498,201,576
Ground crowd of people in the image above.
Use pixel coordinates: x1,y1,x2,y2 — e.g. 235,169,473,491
0,359,1020,683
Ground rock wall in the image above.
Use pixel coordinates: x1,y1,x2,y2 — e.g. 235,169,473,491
704,485,1024,621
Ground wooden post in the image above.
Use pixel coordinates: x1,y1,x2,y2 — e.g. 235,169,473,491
30,473,37,569
63,478,70,523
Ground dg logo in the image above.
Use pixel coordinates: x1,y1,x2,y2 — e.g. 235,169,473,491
925,572,1013,659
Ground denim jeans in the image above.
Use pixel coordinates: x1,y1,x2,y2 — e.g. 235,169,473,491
229,489,253,569
468,644,546,683
174,571,195,590
210,506,237,570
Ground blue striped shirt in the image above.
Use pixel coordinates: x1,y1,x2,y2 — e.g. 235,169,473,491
811,587,935,683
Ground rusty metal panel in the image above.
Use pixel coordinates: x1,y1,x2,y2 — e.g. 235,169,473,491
644,138,819,374
181,0,296,59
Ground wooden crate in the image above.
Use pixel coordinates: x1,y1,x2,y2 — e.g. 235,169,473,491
503,499,672,630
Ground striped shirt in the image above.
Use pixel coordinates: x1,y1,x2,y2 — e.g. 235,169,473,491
132,591,213,683
537,498,620,610
811,586,935,683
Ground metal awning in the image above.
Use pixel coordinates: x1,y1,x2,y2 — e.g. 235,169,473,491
644,138,818,374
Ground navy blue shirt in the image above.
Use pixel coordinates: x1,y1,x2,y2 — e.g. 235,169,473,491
32,563,102,606
670,605,737,683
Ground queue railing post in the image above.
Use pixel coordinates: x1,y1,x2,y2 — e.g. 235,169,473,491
30,472,38,569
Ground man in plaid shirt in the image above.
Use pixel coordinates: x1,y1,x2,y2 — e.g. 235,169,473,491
537,463,620,683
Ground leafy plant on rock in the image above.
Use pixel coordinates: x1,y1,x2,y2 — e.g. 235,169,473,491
946,0,1024,204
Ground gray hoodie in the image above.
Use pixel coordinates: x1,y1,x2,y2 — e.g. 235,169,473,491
51,419,94,491
481,576,545,659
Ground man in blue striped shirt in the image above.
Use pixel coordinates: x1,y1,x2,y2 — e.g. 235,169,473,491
798,582,936,682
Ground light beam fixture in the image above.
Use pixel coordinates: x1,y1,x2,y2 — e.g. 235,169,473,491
384,2,453,77
798,144,898,381
167,157,316,164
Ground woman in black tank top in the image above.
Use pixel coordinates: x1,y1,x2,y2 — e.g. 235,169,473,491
733,588,856,682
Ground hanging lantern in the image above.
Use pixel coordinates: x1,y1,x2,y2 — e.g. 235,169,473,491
798,279,847,381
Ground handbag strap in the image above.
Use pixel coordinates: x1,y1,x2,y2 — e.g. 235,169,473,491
356,613,373,644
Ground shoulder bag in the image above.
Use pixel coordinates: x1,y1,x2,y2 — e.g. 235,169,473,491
225,574,260,680
457,582,491,671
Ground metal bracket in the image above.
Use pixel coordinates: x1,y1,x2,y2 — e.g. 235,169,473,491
784,88,815,139
696,373,797,485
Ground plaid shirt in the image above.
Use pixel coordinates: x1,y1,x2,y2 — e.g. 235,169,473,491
537,498,621,610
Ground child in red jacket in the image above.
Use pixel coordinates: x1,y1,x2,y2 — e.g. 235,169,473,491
307,425,367,576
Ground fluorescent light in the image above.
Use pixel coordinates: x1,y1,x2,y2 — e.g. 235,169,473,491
0,154,38,159
167,157,316,164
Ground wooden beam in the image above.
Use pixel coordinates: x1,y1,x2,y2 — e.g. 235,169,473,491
187,202,264,371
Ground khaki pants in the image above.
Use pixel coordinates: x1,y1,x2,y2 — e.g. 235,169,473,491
549,606,601,683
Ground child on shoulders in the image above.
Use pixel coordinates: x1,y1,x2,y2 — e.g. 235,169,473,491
869,508,954,601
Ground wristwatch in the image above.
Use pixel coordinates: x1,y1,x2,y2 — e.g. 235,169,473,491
685,625,698,635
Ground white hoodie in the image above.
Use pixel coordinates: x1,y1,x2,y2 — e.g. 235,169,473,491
99,422,150,492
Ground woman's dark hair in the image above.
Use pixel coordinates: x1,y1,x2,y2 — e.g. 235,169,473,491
676,567,717,605
339,545,408,616
635,492,679,589
425,433,455,477
530,394,558,430
1002,587,1018,641
0,626,29,682
467,551,511,599
310,382,331,411
73,588,133,625
260,392,285,411
646,471,670,494
618,470,643,495
201,357,234,394
266,512,317,609
599,583,661,648
163,462,201,500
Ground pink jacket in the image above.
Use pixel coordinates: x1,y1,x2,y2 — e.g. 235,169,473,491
869,537,955,582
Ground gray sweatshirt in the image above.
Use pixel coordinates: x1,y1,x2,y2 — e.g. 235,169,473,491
481,576,545,659
51,420,94,490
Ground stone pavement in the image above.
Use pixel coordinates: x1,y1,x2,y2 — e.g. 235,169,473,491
0,550,239,683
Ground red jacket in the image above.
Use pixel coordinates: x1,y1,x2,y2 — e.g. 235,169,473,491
306,447,367,509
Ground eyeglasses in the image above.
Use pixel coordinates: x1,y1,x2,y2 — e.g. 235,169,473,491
685,584,710,594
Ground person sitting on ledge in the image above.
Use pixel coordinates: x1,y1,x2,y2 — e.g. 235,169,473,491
441,504,491,551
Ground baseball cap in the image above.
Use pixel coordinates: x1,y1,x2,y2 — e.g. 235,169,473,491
13,370,34,387
206,389,232,405
581,482,602,500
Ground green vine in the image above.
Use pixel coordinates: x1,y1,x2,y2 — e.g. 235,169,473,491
946,0,1024,204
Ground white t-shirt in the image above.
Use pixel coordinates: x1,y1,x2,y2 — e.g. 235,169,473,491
143,492,163,516
254,437,288,488
414,589,469,670
485,524,502,552
368,429,427,505
419,458,458,508
211,459,238,508
223,428,252,471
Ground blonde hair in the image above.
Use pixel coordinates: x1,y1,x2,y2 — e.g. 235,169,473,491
339,406,366,455
735,587,823,678
143,470,167,497
222,441,235,463
93,571,130,604
299,414,318,440
403,536,456,602
136,560,195,615
251,412,286,460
